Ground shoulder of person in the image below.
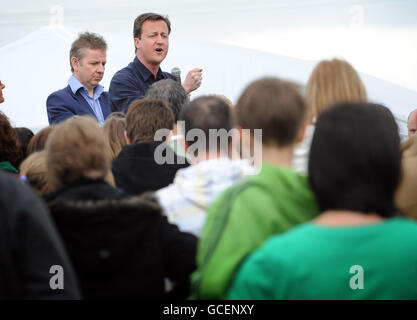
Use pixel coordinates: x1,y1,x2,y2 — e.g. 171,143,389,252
47,85,72,101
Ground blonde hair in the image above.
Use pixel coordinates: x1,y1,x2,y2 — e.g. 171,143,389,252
103,116,127,160
306,58,367,119
19,151,53,196
46,116,112,190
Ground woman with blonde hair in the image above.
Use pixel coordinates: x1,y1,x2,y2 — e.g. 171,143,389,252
45,116,197,299
294,58,367,175
19,151,53,196
306,58,366,120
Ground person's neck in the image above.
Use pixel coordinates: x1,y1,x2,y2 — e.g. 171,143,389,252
87,88,94,98
314,210,384,226
137,54,160,78
261,144,294,168
74,75,95,98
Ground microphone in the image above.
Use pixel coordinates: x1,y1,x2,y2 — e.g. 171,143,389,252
171,67,181,84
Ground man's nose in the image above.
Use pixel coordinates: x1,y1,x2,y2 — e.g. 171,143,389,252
97,64,105,73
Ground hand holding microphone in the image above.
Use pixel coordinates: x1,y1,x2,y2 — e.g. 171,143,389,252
173,67,202,94
171,67,182,84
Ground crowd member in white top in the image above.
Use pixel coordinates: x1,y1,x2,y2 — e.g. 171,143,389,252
293,58,367,175
156,96,255,237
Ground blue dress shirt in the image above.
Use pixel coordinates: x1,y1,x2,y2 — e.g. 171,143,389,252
109,57,174,113
68,76,105,125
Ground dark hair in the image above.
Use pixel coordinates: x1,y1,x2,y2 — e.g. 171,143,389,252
180,95,233,153
14,127,34,167
145,79,188,122
26,125,55,156
0,111,20,167
126,98,174,144
70,32,107,72
235,77,306,147
308,102,401,218
133,13,171,52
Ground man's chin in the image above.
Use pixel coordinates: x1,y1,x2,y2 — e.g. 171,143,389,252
153,55,167,64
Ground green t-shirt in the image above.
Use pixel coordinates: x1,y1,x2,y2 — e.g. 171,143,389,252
228,217,417,300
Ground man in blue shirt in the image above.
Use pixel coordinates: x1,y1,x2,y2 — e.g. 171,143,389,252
46,32,111,125
109,13,203,113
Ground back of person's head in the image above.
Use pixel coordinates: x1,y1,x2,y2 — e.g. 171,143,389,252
14,127,34,167
125,98,174,144
180,95,233,153
19,151,52,196
306,58,367,119
145,79,188,122
26,125,55,156
0,111,20,167
46,116,111,190
214,94,233,108
107,111,125,119
103,115,127,160
69,31,107,72
308,102,400,218
235,77,307,147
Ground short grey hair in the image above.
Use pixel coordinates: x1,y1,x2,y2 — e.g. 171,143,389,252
145,79,189,122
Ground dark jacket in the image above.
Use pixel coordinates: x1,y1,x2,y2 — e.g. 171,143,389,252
112,141,189,196
109,56,174,113
0,171,81,299
46,85,111,124
47,178,197,299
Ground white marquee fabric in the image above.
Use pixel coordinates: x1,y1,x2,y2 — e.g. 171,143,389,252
1,25,414,139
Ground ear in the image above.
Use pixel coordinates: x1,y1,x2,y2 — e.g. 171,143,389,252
296,122,308,143
134,37,141,51
71,56,79,73
124,130,131,145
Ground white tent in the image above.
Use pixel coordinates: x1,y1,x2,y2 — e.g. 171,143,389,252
0,24,416,139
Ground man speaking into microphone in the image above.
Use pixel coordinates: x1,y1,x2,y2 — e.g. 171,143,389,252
109,13,203,113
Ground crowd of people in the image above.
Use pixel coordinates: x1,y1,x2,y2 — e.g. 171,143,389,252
1,12,417,300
